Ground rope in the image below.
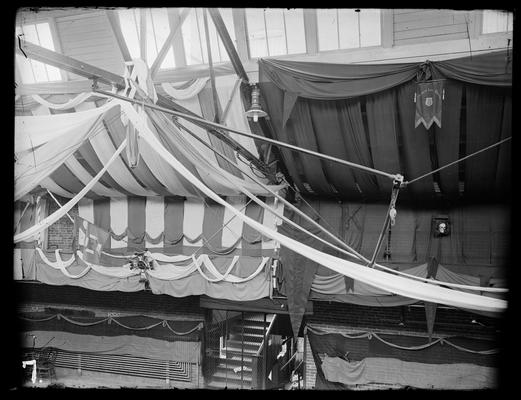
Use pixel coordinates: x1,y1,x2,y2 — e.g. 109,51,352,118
406,136,512,186
46,189,74,223
306,325,498,354
20,312,202,336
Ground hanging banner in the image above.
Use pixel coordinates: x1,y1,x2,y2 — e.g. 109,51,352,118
74,215,109,264
414,80,444,129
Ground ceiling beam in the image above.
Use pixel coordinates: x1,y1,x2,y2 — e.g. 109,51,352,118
150,8,190,79
139,8,147,62
106,9,132,62
16,38,126,88
208,8,249,83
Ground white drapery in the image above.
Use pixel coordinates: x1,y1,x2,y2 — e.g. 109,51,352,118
161,78,210,100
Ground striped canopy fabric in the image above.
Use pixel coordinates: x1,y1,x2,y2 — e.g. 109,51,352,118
15,75,283,200
76,195,284,257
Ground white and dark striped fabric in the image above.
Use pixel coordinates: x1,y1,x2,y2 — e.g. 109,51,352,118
15,76,281,200
77,195,284,257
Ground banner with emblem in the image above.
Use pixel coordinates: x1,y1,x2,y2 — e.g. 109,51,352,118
414,80,444,129
74,215,110,264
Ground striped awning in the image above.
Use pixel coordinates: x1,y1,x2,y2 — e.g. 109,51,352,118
15,76,284,201
77,195,284,257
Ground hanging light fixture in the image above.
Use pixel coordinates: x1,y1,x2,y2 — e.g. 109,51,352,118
245,83,268,122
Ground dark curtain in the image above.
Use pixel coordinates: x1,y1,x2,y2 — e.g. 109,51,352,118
284,100,332,195
433,79,463,198
465,85,509,200
259,58,420,100
258,50,511,203
365,89,402,196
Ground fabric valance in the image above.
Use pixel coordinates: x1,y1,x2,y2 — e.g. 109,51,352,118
259,50,512,101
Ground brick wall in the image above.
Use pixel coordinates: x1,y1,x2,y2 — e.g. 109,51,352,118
46,195,78,251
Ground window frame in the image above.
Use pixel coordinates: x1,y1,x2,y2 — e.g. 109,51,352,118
15,17,67,83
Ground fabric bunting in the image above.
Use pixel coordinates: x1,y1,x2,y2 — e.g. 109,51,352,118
34,247,270,284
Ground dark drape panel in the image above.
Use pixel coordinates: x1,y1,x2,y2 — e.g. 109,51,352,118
495,93,512,198
433,80,462,198
396,81,435,200
279,212,321,337
365,90,402,196
284,99,332,195
336,100,379,198
93,198,110,232
465,85,507,199
307,99,360,198
127,196,146,249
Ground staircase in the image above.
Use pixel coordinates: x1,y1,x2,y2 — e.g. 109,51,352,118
206,313,275,389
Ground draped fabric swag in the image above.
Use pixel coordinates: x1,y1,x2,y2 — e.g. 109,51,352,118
258,50,512,201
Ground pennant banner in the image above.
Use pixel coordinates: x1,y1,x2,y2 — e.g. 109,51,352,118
74,215,109,264
415,81,444,129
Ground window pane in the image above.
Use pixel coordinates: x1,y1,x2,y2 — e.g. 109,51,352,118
16,54,36,84
182,8,205,65
284,9,306,54
217,8,235,62
160,47,176,69
317,9,339,51
359,9,381,47
483,10,512,33
338,9,359,49
265,9,286,56
118,9,141,59
246,8,268,58
16,22,62,83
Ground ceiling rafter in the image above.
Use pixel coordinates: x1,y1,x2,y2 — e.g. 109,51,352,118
208,8,249,83
150,8,190,79
139,8,147,62
106,9,132,62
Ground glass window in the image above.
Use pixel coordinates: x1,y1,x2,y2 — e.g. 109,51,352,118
118,8,176,69
15,22,62,84
118,8,141,59
246,8,306,58
482,10,513,33
317,8,381,51
182,8,235,66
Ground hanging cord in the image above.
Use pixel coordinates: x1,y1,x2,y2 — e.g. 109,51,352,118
367,176,403,268
405,136,512,186
170,117,507,292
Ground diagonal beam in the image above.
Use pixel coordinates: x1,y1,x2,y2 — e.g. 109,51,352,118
203,8,221,123
106,9,132,62
208,8,249,83
16,38,126,88
150,8,190,79
139,8,147,62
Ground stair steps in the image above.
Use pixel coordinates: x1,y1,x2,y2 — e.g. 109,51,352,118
206,313,274,390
